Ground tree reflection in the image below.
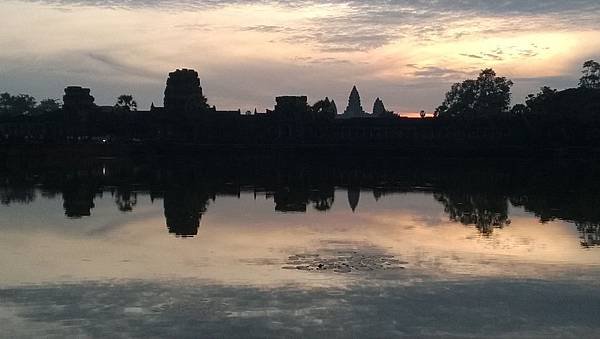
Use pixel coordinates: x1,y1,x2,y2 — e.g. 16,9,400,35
577,222,600,248
0,185,36,205
1,155,600,245
434,192,510,235
310,187,334,212
114,188,137,212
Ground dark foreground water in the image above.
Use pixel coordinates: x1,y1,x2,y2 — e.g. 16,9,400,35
1,156,600,338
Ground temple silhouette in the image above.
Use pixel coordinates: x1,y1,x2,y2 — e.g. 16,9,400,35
2,67,599,150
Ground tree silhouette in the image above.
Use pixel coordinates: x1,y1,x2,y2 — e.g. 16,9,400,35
37,98,61,114
434,192,510,235
510,103,528,116
115,94,138,111
525,86,557,114
0,93,37,117
115,188,137,212
579,60,600,89
435,69,513,118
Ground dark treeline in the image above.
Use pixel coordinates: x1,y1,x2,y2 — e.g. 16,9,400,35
1,154,599,246
0,61,599,151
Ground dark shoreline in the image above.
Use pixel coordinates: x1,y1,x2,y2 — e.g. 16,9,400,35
2,143,600,160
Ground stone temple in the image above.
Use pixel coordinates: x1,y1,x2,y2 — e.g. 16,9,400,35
341,86,368,118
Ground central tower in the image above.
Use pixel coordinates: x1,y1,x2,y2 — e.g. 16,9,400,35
342,85,366,118
164,69,209,115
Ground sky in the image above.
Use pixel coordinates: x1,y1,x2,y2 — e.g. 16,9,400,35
1,0,599,115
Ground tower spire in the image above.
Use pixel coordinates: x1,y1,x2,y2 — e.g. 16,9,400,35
343,85,365,118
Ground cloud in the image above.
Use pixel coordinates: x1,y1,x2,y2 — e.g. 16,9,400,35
24,0,600,52
406,64,474,79
461,54,484,59
173,23,213,31
241,25,292,33
85,53,162,80
5,0,600,112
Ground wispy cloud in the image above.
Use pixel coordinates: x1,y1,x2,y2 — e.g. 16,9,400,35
86,52,161,80
4,0,599,112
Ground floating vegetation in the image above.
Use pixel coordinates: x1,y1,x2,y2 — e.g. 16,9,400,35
282,252,407,273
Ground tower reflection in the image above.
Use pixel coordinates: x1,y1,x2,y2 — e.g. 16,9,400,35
1,155,600,246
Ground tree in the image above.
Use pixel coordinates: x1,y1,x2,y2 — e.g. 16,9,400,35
525,86,557,114
115,94,138,111
579,60,600,89
37,98,61,114
420,110,426,118
0,93,12,115
510,104,528,116
0,93,36,117
435,69,513,118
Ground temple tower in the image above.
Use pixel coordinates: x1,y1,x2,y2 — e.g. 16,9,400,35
373,97,385,116
164,69,209,115
342,86,366,118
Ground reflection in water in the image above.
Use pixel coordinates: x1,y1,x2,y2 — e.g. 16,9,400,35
62,177,98,218
3,155,600,338
348,187,360,212
1,155,600,247
163,183,210,238
3,279,600,338
434,192,510,235
578,223,600,248
114,188,137,212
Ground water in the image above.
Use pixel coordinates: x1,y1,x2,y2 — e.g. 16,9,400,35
1,156,600,337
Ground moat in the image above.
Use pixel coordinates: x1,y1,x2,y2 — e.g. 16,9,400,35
1,155,600,337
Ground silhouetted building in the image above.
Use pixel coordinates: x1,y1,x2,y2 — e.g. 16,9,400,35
373,98,385,116
313,97,337,120
8,68,600,149
274,96,309,118
63,86,95,112
373,97,394,117
341,86,368,118
164,69,209,115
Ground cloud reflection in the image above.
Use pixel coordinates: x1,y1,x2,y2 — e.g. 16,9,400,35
3,278,600,337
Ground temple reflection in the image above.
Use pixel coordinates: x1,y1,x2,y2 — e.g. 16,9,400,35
348,188,360,212
62,174,100,218
1,155,600,246
163,187,209,238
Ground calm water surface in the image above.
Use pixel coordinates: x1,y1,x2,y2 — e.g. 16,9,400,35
1,156,600,337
